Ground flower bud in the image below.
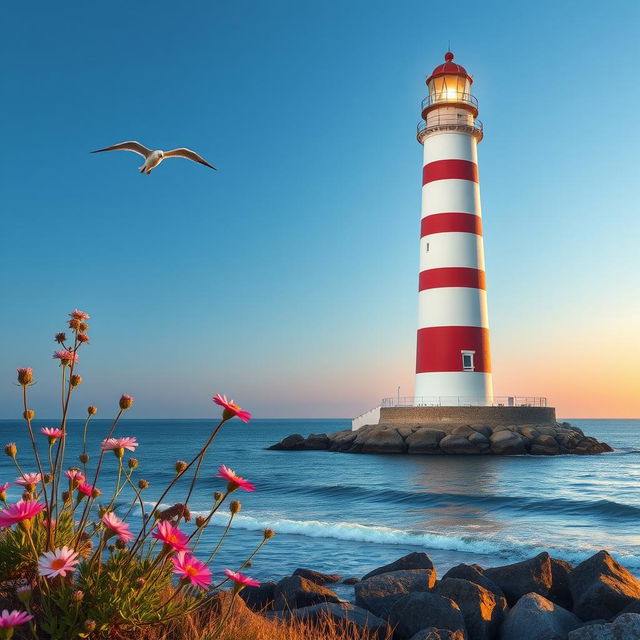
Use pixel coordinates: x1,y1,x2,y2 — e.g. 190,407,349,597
84,620,96,633
55,332,67,344
43,473,52,484
72,590,84,602
68,317,81,330
230,500,241,515
128,457,138,470
119,394,134,410
16,585,32,604
79,453,89,464
91,488,101,499
17,368,33,386
87,406,98,416
195,516,207,528
0,489,6,501
5,443,17,458
115,539,126,550
263,528,275,540
77,333,90,343
175,460,187,474
79,322,89,332
214,491,223,502
138,479,149,490
70,374,82,387
23,410,35,421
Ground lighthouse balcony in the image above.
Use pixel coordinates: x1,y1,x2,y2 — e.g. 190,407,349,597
421,93,478,117
417,114,483,143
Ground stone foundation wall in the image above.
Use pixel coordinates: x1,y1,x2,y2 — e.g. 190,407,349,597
377,405,556,428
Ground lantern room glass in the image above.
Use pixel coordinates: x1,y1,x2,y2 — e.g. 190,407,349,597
428,74,471,103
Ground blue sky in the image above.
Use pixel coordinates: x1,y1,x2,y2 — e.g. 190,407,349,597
2,1,639,418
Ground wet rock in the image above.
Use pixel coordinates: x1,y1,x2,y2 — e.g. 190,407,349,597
490,430,527,455
567,613,640,639
304,433,330,450
328,430,356,451
273,575,342,610
362,552,436,580
530,434,560,455
389,592,467,640
409,629,466,640
239,580,276,611
269,433,305,450
360,428,406,454
434,577,506,640
548,558,574,610
406,429,446,453
439,435,482,455
616,599,640,618
501,593,581,640
343,577,360,585
484,552,552,606
355,569,436,619
568,550,640,620
293,568,341,584
441,564,504,601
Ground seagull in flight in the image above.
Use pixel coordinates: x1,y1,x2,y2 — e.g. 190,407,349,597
91,141,216,174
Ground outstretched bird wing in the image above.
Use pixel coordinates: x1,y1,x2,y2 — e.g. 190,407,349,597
90,141,153,158
163,148,217,170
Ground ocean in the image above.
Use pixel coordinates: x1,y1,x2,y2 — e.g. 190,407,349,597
1,417,639,586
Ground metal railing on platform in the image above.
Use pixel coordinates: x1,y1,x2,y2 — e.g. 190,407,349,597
381,396,548,408
421,92,478,112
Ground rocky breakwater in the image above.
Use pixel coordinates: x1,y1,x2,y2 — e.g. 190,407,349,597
241,550,640,640
269,422,612,456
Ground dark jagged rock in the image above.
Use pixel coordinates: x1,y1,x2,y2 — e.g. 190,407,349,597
568,550,640,620
434,577,506,640
239,580,276,611
441,564,504,600
567,613,640,639
389,592,467,640
342,577,360,585
355,569,436,619
548,557,574,610
268,421,611,456
292,568,341,584
409,629,466,640
362,552,436,580
273,575,342,610
484,552,552,606
501,593,581,640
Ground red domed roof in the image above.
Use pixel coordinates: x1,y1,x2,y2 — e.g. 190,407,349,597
426,52,473,85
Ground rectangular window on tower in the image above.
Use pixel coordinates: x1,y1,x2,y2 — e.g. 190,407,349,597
461,351,475,371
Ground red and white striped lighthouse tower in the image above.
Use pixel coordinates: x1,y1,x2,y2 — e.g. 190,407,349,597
415,51,493,405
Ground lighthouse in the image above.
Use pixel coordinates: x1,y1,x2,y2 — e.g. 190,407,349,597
415,52,493,405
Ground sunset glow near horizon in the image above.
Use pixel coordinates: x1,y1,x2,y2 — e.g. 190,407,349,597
2,1,639,419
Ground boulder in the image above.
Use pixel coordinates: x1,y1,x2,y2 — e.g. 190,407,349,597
484,552,552,605
489,430,527,455
328,430,357,450
304,433,330,450
207,589,260,622
441,564,504,600
616,599,640,618
548,558,574,610
409,629,466,640
279,602,389,638
361,428,406,454
467,431,491,450
530,434,560,455
293,568,341,584
389,592,467,640
362,552,436,580
406,429,446,454
239,580,276,611
501,592,581,640
355,569,436,619
439,435,482,455
434,578,506,640
269,433,305,450
567,613,640,639
568,550,640,620
273,575,342,610
343,577,360,585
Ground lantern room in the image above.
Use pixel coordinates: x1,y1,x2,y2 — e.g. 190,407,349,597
422,52,478,118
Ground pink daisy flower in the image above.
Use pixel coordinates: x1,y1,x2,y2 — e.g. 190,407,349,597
0,501,45,528
152,521,191,552
77,482,94,497
64,469,85,484
101,512,133,543
213,394,252,423
69,309,90,320
40,427,64,444
101,437,138,452
171,552,211,589
223,568,260,589
0,609,33,629
38,546,80,578
216,465,255,492
53,350,78,364
15,473,41,489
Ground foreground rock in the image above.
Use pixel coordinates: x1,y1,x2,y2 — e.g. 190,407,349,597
441,564,505,601
273,575,342,610
293,568,341,584
389,592,467,640
269,422,612,456
362,552,436,580
568,613,640,639
500,593,581,640
568,550,640,620
239,580,276,611
409,630,466,640
484,552,552,606
355,569,435,618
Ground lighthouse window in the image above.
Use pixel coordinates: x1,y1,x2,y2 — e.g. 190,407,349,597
461,351,475,371
426,242,430,252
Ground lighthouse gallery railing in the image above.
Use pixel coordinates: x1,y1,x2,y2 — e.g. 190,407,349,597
382,396,548,408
